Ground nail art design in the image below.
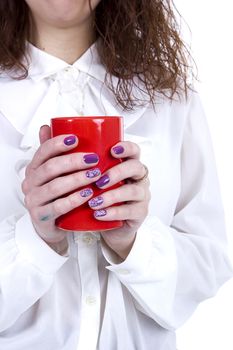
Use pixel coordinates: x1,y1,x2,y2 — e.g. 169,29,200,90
86,168,101,178
95,174,110,188
83,153,99,164
94,209,107,218
80,188,93,197
112,145,124,154
64,135,76,146
88,196,104,208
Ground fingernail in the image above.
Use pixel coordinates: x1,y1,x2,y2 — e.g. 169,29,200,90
64,135,76,146
88,196,104,208
86,168,101,178
94,209,107,218
112,145,124,154
95,174,110,188
80,188,93,197
83,153,99,164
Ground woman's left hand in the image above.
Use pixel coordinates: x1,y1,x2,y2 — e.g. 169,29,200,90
88,141,151,260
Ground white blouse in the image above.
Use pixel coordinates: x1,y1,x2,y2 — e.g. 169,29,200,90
0,42,232,350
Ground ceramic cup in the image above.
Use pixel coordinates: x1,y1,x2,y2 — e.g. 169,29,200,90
50,116,124,231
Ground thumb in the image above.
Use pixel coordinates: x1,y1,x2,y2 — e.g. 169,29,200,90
39,125,51,145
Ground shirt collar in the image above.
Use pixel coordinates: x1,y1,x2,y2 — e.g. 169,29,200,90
0,40,153,150
26,39,107,84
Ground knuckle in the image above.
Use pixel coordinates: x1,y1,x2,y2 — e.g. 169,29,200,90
143,206,149,218
68,153,79,167
21,179,29,194
67,193,78,209
24,194,31,209
126,205,133,219
35,146,44,162
113,166,122,180
138,161,145,174
130,184,141,198
127,141,140,156
53,199,64,216
134,143,141,155
139,186,146,199
114,206,122,218
54,136,66,149
47,179,60,196
54,137,65,151
105,190,117,204
134,207,142,220
72,171,82,184
43,159,55,174
139,203,149,218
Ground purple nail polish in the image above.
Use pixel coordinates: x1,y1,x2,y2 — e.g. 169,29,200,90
83,153,99,164
80,188,93,197
95,174,110,188
86,168,101,178
112,145,124,154
64,135,76,146
88,196,104,208
94,209,107,218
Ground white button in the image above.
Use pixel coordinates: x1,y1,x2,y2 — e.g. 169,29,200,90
85,296,97,305
118,269,130,275
82,235,95,245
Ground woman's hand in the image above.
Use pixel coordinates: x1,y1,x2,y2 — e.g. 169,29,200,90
21,125,102,249
88,141,151,260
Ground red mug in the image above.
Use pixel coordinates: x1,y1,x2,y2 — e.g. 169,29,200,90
50,116,124,232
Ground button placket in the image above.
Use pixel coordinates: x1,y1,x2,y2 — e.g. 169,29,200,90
76,231,101,350
82,235,94,245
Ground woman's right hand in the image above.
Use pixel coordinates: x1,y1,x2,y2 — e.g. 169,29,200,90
21,125,101,247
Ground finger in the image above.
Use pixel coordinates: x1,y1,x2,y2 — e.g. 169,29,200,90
95,159,147,189
27,134,80,173
39,125,51,144
111,141,140,159
25,167,102,207
93,202,148,221
30,187,94,226
88,184,146,209
30,151,101,187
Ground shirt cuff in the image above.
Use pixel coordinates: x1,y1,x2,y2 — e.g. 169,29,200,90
102,216,177,283
15,212,69,274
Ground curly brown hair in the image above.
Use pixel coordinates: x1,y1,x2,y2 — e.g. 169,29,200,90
0,0,196,110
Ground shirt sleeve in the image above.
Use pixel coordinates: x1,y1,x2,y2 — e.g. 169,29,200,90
101,91,233,330
0,212,68,332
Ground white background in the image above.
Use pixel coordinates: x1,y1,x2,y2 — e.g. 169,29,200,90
174,1,233,349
